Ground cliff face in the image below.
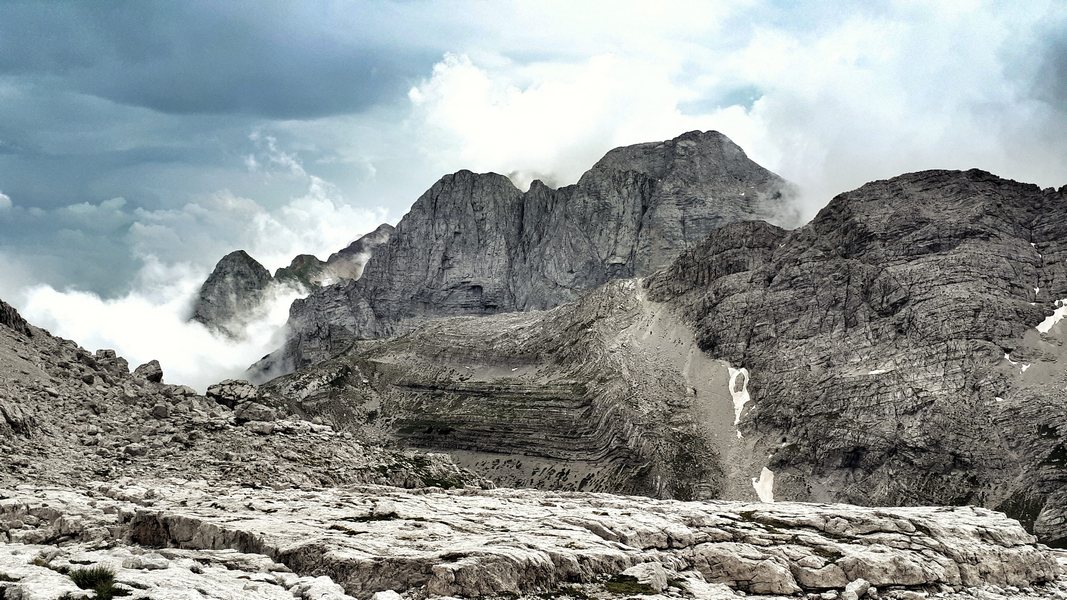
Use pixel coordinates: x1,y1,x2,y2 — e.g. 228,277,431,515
259,279,740,501
260,130,796,375
647,169,1067,545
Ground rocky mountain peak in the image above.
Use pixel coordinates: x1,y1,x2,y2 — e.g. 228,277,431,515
274,253,326,289
254,130,800,375
584,130,751,181
190,250,274,338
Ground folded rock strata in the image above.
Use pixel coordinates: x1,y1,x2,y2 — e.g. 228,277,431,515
258,279,748,501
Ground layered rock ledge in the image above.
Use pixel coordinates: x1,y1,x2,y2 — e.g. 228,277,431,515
1,480,1061,599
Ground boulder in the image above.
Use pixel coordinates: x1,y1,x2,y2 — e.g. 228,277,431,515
133,360,163,383
206,379,258,409
620,562,669,593
234,401,276,423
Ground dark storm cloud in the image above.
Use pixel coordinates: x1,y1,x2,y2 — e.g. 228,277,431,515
0,1,435,119
1035,30,1067,108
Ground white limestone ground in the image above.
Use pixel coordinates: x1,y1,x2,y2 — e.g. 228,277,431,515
1,479,1063,600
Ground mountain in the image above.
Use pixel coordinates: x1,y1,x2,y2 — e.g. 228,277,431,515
646,169,1067,546
191,224,394,336
0,299,1061,598
254,168,1067,547
255,130,798,375
189,249,274,337
0,295,484,491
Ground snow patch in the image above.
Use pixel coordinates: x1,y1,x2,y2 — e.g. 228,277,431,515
728,366,750,439
752,467,775,502
867,368,891,375
1004,352,1031,374
1037,298,1067,335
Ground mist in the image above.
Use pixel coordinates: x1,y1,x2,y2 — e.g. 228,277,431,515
17,257,305,392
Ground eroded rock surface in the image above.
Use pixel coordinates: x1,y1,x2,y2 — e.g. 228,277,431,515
258,279,743,501
0,479,1061,599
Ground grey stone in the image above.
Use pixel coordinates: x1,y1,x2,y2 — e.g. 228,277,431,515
233,401,276,423
133,360,163,383
842,579,872,600
621,562,669,592
205,379,258,409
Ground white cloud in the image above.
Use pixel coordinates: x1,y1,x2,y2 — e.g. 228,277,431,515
404,3,1067,220
4,136,388,390
19,256,304,392
408,53,735,189
0,192,11,210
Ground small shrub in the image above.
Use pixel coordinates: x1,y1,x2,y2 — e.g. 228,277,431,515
68,566,130,599
70,566,114,590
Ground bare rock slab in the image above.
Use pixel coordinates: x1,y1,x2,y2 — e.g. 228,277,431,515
2,480,1059,599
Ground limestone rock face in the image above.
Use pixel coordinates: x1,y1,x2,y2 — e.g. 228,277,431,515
258,279,740,501
260,130,797,375
646,169,1067,545
190,250,274,337
1,479,1061,599
319,222,395,284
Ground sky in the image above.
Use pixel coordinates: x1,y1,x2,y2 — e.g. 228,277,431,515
0,0,1065,388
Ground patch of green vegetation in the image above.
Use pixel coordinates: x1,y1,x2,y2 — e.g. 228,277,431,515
603,574,655,595
68,566,130,599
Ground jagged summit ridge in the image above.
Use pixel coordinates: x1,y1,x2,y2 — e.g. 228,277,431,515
191,224,395,336
258,130,797,375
